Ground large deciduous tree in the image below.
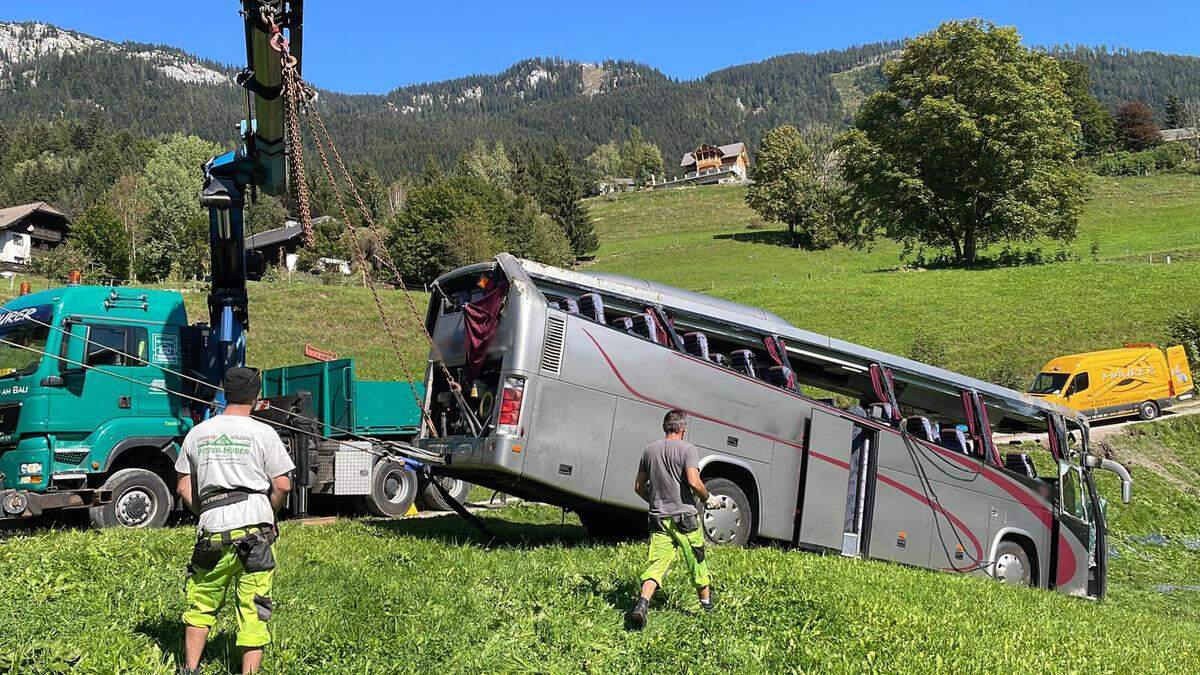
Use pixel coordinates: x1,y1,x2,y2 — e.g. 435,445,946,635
838,20,1086,265
1115,100,1162,151
137,134,221,280
745,125,835,249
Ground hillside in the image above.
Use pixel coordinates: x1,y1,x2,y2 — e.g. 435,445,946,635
4,21,1200,177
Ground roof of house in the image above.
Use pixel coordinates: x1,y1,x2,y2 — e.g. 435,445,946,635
680,142,746,167
1160,127,1200,142
245,216,332,250
0,201,69,231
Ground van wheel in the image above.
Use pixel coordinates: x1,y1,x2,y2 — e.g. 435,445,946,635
1137,400,1160,421
418,476,473,511
702,478,753,547
360,461,418,518
993,540,1034,587
89,468,171,529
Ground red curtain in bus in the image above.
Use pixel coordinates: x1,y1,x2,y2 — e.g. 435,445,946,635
763,335,787,367
463,280,509,382
868,363,902,422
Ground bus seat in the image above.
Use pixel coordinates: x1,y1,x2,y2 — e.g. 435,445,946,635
610,316,634,333
555,297,579,314
710,353,729,367
731,350,757,378
939,428,970,455
578,293,606,324
867,403,896,425
766,365,797,391
1004,453,1037,478
630,314,659,344
904,416,937,442
684,332,709,359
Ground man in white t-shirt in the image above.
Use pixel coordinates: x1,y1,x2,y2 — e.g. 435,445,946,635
174,367,294,675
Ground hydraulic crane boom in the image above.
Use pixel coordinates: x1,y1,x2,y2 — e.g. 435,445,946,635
199,0,303,379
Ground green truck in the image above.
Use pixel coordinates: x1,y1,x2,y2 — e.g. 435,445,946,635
0,284,461,528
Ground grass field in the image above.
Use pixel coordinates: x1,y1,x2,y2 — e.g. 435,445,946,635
2,174,1200,672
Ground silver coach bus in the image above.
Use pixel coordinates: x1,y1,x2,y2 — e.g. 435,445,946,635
417,254,1132,599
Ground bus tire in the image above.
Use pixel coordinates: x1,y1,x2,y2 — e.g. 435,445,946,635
89,468,171,529
702,477,753,547
993,539,1034,587
360,461,418,518
1137,400,1159,421
418,476,474,511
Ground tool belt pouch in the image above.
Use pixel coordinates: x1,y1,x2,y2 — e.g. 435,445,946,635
648,514,668,533
199,489,256,514
188,537,223,574
673,512,699,534
236,532,276,573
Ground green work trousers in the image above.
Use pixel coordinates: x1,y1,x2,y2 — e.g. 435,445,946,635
640,514,711,589
183,527,276,648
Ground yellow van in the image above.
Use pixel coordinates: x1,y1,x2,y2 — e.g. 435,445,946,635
1029,343,1195,421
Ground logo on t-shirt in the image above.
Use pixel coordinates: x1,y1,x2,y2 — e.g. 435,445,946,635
197,434,253,456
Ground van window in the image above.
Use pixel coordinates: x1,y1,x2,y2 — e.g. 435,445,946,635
1067,372,1090,395
1029,372,1069,394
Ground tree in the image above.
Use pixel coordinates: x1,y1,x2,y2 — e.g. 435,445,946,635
103,173,148,282
619,128,664,184
71,202,131,279
746,125,836,249
838,20,1086,265
1060,60,1117,155
137,134,222,280
541,144,598,257
459,139,515,191
1165,94,1185,129
1115,101,1161,151
245,193,287,235
296,216,351,274
585,142,622,179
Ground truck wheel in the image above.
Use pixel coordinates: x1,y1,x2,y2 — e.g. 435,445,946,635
89,468,171,529
702,477,753,547
993,540,1034,587
418,476,473,511
1137,401,1160,421
361,461,418,518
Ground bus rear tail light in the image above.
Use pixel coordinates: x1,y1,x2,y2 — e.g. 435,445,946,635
497,376,525,436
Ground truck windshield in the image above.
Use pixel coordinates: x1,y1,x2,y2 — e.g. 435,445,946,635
0,305,53,379
1029,372,1069,395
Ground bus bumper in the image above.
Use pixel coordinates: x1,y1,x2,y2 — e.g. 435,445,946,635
0,488,111,519
418,435,524,474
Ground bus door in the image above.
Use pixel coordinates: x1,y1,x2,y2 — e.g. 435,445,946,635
796,408,864,553
1055,460,1093,596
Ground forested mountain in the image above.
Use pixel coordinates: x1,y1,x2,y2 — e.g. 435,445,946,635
3,21,1199,179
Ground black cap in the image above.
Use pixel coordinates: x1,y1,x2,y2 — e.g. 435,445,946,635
223,367,262,405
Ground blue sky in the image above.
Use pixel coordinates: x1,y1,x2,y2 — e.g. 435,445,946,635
8,2,1200,93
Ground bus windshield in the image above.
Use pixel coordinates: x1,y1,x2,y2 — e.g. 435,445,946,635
1029,372,1069,395
0,305,53,379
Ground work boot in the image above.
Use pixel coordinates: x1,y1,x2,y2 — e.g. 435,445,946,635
700,598,715,613
628,597,649,629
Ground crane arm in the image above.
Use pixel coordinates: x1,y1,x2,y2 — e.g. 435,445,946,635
199,0,303,378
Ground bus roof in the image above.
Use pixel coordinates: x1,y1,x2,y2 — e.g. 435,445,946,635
505,256,1083,432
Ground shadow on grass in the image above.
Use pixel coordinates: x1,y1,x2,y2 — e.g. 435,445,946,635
363,511,594,550
136,617,241,674
713,230,795,247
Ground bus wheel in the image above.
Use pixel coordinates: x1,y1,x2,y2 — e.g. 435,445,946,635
702,478,752,547
418,476,473,511
993,540,1033,587
89,468,171,529
1137,401,1160,421
361,461,418,518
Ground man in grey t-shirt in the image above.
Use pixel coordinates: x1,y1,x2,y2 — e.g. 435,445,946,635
629,409,723,628
175,367,293,675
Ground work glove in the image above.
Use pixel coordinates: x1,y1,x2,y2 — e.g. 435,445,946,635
705,494,723,510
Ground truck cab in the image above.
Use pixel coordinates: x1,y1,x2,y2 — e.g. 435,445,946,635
0,286,204,527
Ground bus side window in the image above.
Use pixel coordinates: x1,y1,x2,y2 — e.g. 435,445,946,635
1060,467,1086,521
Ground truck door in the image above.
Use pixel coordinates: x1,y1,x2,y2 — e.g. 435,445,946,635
50,321,138,436
135,325,183,419
795,408,857,552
